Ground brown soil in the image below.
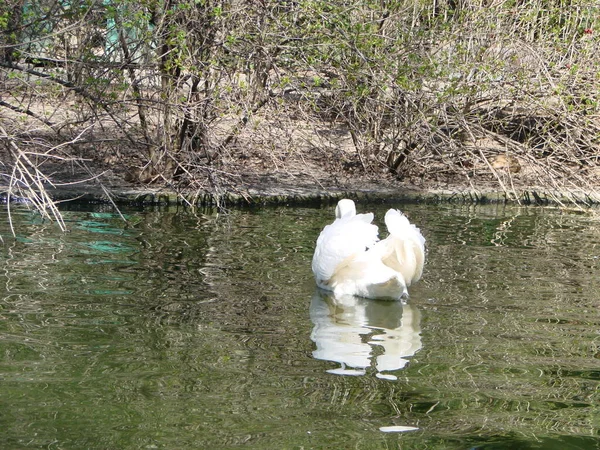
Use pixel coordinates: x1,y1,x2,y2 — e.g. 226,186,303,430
3,98,600,207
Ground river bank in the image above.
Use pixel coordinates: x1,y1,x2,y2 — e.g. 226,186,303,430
5,169,599,209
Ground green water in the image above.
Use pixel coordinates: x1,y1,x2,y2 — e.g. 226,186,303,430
1,202,599,449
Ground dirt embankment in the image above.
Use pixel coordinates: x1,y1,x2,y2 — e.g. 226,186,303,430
2,84,600,209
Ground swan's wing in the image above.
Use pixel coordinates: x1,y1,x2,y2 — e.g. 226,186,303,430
384,209,425,249
312,212,379,283
376,209,426,285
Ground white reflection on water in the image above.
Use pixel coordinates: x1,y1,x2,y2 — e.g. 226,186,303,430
310,290,422,379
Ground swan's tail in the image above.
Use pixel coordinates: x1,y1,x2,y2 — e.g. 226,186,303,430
382,209,426,286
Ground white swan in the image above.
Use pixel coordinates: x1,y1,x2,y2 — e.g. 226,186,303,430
311,199,425,300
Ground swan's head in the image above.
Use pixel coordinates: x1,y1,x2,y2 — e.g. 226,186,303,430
335,199,356,219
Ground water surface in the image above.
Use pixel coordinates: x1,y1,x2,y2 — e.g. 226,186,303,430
1,202,599,449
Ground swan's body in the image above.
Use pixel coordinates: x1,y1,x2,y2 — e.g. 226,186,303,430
312,199,425,300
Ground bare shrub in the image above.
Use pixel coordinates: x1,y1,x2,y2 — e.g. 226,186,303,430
0,0,599,227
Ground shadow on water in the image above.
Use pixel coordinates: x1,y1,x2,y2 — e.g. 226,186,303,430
1,202,600,448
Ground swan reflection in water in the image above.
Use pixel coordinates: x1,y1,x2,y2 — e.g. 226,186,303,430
310,290,422,380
